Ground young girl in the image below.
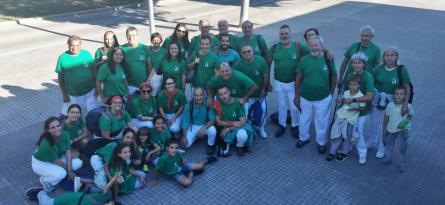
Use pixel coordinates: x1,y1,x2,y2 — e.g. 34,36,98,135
150,115,172,153
136,126,161,171
121,128,142,168
109,143,146,203
327,76,366,163
383,86,414,173
63,104,89,148
151,139,216,187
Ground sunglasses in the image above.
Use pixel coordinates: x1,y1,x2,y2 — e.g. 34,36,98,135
242,50,252,54
141,89,151,94
166,82,175,85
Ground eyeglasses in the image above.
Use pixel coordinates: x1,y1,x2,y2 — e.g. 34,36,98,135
242,50,252,54
177,30,186,34
141,89,151,94
166,82,175,85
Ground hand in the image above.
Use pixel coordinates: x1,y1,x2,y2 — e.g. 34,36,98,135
138,146,143,154
343,98,353,104
101,55,108,61
67,171,77,181
233,121,245,127
182,137,189,148
293,97,300,108
138,175,147,186
335,98,343,106
197,128,206,138
267,84,273,92
63,93,70,102
194,58,200,64
117,176,125,184
238,98,246,105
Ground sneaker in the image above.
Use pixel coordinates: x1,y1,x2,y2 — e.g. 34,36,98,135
74,177,81,192
259,128,268,139
358,155,367,165
236,147,245,157
296,140,309,148
206,145,216,156
206,156,218,164
291,126,300,138
275,125,285,138
317,144,327,154
335,153,348,162
243,146,252,154
39,178,54,193
326,154,335,163
376,151,385,159
218,145,232,158
25,187,43,201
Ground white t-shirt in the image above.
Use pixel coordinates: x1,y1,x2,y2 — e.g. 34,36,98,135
336,90,366,125
385,102,414,133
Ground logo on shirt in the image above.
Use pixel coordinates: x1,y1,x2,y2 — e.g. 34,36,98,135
232,112,237,117
292,54,297,60
139,55,144,61
254,70,260,76
174,101,178,106
205,62,209,67
83,63,89,68
323,65,328,71
231,89,236,94
391,78,397,85
174,66,179,72
148,107,153,113
254,46,259,52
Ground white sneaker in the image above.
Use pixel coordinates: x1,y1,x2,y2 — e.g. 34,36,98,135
39,178,54,193
74,177,81,192
376,151,385,159
259,128,268,139
359,156,367,165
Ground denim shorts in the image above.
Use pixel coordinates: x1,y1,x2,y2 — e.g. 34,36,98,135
173,163,193,182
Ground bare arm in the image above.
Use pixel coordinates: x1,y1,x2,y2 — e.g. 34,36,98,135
293,73,303,107
338,58,350,86
58,73,70,102
96,80,105,101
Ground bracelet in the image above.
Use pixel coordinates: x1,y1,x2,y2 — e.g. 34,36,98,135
353,98,357,102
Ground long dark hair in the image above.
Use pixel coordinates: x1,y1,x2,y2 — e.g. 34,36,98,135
108,47,125,75
167,42,182,62
66,104,82,121
136,126,151,146
172,23,190,49
109,142,131,170
103,31,119,49
37,117,61,146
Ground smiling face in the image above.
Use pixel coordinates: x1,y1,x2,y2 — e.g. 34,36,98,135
360,31,373,48
220,35,230,50
194,88,205,105
126,30,138,46
118,146,131,161
279,27,290,44
167,142,179,156
176,26,187,38
383,50,398,66
104,32,115,48
394,88,406,104
110,97,123,111
112,49,124,63
217,87,231,104
217,20,229,35
68,40,81,55
48,120,63,137
151,36,162,49
154,118,165,132
169,44,179,58
352,59,365,73
199,21,210,35
348,80,359,93
241,45,253,61
165,78,175,91
219,64,232,80
139,86,152,100
200,38,210,53
67,107,81,122
242,21,253,37
122,131,135,144
309,38,323,56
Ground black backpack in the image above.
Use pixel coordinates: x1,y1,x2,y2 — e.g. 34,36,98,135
85,106,112,137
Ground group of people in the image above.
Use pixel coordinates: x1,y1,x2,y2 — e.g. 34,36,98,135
25,19,414,205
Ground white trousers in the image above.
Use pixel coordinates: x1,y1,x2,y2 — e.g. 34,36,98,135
32,155,83,186
368,106,386,154
185,125,217,148
299,95,332,146
235,129,248,148
69,89,97,113
166,113,182,133
243,97,267,129
132,118,154,129
274,80,299,127
90,155,106,189
356,115,369,157
150,73,163,96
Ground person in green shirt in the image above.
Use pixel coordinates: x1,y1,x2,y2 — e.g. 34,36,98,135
158,42,186,90
339,25,381,87
63,104,89,148
96,47,129,103
157,77,187,134
214,33,240,66
150,115,172,153
369,47,412,161
55,35,97,112
233,45,269,138
135,126,161,170
294,35,337,154
98,96,137,139
147,32,167,96
216,19,238,50
94,31,119,70
108,143,146,203
162,23,190,60
187,35,220,88
235,20,269,62
213,86,255,157
188,19,220,55
152,139,217,187
206,62,258,108
341,52,375,164
129,82,158,128
120,27,152,94
32,117,83,192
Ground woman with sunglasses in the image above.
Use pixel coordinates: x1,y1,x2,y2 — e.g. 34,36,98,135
162,23,190,60
129,82,158,128
157,76,187,135
146,32,167,95
96,47,129,103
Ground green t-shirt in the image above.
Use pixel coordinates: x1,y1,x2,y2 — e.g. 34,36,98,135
98,110,132,134
162,35,188,59
33,132,71,162
268,42,309,82
97,63,128,97
235,35,268,58
232,55,269,97
146,47,167,70
150,128,172,151
94,47,109,63
63,119,86,140
373,65,411,94
187,51,220,88
188,34,220,55
344,42,381,74
129,95,157,118
120,43,150,87
55,50,95,96
215,34,238,49
156,152,183,178
343,71,375,116
296,55,337,101
54,192,109,205
207,70,255,98
217,98,245,122
159,58,186,89
157,90,187,114
109,164,137,195
95,142,117,164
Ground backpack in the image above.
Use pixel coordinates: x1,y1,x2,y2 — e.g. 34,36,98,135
85,106,112,138
248,98,265,127
255,34,268,59
82,138,115,159
187,99,210,131
397,65,414,103
271,41,302,62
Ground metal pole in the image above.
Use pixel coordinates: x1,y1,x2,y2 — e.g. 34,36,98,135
239,0,250,27
148,0,155,35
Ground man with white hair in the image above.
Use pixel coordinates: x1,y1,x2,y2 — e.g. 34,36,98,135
338,25,381,87
294,35,337,154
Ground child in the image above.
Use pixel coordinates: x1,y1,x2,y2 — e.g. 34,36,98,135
151,139,217,187
327,76,366,163
136,126,161,171
150,115,172,153
109,143,146,203
121,128,142,168
383,86,414,173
